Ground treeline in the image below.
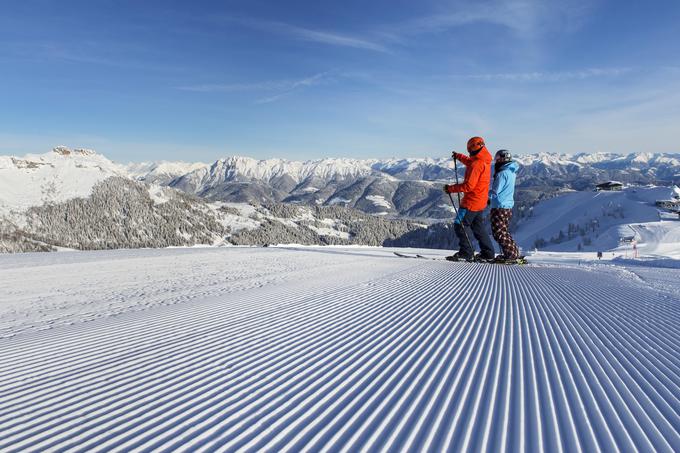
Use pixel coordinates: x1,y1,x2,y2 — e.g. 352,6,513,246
383,222,459,250
0,222,53,253
1,178,439,253
230,204,424,246
16,177,226,251
1,175,495,253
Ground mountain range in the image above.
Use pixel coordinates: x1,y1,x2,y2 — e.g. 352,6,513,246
140,151,680,218
1,146,679,253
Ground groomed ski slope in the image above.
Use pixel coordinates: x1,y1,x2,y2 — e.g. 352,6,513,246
1,247,679,452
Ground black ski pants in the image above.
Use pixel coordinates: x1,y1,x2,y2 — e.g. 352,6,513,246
454,208,495,259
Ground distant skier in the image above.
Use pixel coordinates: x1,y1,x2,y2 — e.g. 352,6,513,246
489,149,521,263
443,136,495,262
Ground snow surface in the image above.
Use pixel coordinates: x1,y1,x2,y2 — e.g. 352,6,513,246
1,246,679,451
328,197,352,205
306,225,351,239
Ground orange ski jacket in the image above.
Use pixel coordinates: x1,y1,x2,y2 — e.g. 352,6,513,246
449,146,493,211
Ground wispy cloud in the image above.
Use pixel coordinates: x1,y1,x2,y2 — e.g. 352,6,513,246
221,16,389,53
178,81,291,93
254,72,330,104
209,2,596,58
0,41,185,74
455,67,632,82
254,92,291,105
178,72,329,93
1,42,121,67
280,25,389,53
393,0,600,39
178,72,332,104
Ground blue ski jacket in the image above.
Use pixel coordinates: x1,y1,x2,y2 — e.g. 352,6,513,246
490,161,519,209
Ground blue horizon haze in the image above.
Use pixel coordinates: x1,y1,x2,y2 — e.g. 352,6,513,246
1,0,679,163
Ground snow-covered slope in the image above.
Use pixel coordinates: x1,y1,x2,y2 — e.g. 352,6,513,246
0,146,126,216
620,215,680,260
0,148,212,218
1,246,678,451
515,186,674,252
0,148,239,252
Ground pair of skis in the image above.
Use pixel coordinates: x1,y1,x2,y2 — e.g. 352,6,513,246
393,251,528,265
393,252,441,260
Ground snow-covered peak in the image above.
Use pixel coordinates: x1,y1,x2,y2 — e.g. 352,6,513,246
52,146,97,156
1,146,121,171
572,152,619,164
512,151,680,171
126,160,209,185
570,152,680,168
0,147,127,215
372,157,451,171
198,155,377,184
303,157,377,180
515,152,582,167
652,155,680,166
631,152,653,164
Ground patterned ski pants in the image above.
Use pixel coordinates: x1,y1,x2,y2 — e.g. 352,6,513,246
490,208,520,259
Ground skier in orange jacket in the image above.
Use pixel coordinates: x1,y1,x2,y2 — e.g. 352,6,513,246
443,136,495,261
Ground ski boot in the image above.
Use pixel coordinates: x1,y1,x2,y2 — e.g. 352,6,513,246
445,252,474,262
474,253,496,263
493,255,528,265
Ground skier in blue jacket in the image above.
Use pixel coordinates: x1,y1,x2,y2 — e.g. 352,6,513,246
489,150,521,262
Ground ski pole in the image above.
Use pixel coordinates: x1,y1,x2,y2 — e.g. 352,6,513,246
447,192,473,253
453,156,462,207
451,154,472,250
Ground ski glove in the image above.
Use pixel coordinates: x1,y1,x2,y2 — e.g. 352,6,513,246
443,184,456,194
452,152,465,161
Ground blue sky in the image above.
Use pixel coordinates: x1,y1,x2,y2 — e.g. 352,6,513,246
1,0,679,162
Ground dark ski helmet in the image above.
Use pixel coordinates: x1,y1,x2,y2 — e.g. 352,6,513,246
494,149,512,163
467,136,485,153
